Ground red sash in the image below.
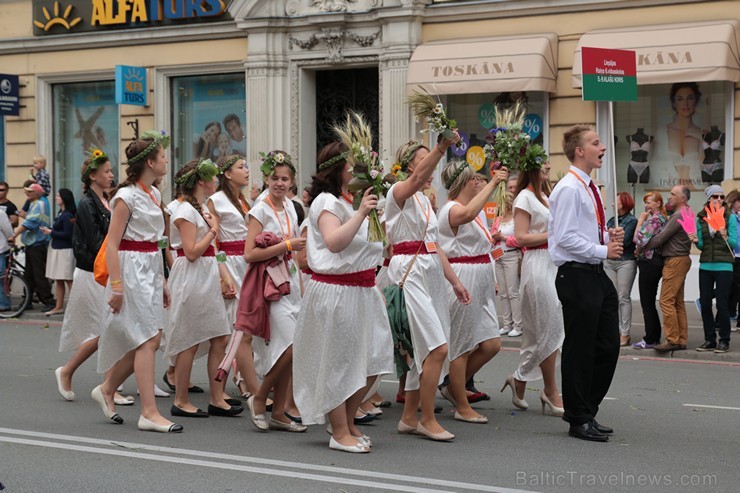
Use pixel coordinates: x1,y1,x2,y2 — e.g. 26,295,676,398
393,241,436,256
119,239,158,252
448,254,491,264
311,269,376,287
176,245,216,257
219,240,245,256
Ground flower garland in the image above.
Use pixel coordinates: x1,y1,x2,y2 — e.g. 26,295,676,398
82,147,109,182
218,155,242,175
128,130,170,164
391,141,424,181
174,158,219,188
259,150,296,177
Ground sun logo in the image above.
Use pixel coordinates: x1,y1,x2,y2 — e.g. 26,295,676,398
34,2,82,32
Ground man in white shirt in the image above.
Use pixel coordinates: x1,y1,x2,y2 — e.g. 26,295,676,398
0,209,16,311
549,125,624,443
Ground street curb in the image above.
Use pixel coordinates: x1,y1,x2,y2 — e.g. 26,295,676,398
499,336,740,363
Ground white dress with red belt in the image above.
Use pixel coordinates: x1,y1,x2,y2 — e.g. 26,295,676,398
293,192,393,425
437,202,499,360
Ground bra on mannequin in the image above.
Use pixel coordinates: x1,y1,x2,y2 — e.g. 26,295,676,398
701,134,723,151
630,140,651,152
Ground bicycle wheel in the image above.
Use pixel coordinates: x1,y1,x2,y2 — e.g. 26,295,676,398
0,271,31,319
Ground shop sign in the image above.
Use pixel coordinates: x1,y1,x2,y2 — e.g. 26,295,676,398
32,0,231,36
450,131,469,157
0,75,20,117
466,146,486,171
522,114,542,140
581,47,637,102
478,103,496,129
115,65,147,106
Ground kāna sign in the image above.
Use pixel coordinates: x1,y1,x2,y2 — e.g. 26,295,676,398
581,47,637,102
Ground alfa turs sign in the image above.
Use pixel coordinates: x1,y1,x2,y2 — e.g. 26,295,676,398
32,0,232,36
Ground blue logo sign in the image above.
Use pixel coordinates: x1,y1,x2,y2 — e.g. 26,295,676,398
115,65,147,106
0,74,20,116
450,131,470,157
523,114,543,140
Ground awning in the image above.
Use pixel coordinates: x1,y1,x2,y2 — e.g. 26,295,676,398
407,33,558,94
572,20,740,87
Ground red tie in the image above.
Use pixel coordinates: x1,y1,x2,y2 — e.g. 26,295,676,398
588,181,605,245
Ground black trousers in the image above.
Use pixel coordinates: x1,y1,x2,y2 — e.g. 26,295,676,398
699,269,732,345
556,264,620,426
637,260,663,344
728,258,740,318
24,243,54,306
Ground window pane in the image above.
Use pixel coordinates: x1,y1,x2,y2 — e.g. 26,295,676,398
171,73,246,178
614,81,729,213
0,117,5,182
52,81,119,201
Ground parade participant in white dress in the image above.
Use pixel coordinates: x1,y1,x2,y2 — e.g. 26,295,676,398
386,137,471,442
502,161,565,416
165,159,243,419
207,155,261,401
92,131,182,433
294,141,394,453
55,149,132,406
243,150,307,433
437,161,508,423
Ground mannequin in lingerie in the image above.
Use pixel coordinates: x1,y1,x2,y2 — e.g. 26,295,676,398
701,126,725,184
626,129,653,184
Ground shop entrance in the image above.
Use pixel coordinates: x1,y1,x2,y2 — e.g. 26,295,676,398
315,67,379,156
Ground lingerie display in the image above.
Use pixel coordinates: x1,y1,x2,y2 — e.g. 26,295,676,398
701,126,725,184
626,129,653,184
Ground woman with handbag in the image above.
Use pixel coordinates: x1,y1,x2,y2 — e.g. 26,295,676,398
92,130,182,434
55,149,131,406
632,192,668,349
42,188,77,316
242,150,307,433
386,136,471,442
164,159,243,419
293,141,394,453
436,162,508,424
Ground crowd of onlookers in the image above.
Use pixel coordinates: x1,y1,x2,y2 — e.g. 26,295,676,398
495,180,735,354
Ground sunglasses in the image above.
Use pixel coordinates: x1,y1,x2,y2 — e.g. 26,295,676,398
711,194,725,200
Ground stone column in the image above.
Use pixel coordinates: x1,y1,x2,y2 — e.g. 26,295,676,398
379,53,415,159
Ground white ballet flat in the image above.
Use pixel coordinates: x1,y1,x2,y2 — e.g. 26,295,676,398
326,424,372,446
137,385,171,398
138,415,183,433
114,395,135,406
269,418,307,432
91,385,123,424
454,411,488,424
248,395,269,431
329,436,370,453
54,367,75,401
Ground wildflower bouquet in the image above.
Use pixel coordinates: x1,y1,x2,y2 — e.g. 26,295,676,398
334,112,393,244
407,87,461,147
484,102,548,209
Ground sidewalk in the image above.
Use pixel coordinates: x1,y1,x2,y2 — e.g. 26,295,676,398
499,300,740,363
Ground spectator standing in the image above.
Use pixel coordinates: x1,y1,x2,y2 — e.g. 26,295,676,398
41,189,77,315
0,182,20,227
493,192,522,337
643,185,692,352
688,185,735,353
0,209,15,311
632,192,668,349
725,189,740,330
13,183,55,311
604,192,638,346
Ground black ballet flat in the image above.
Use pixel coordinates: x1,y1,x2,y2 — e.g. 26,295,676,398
162,372,205,393
170,405,209,418
207,404,244,417
188,385,205,394
285,412,302,424
162,372,176,392
225,398,242,407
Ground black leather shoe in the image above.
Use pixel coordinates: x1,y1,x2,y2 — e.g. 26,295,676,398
592,420,613,434
225,398,242,407
162,372,176,391
569,422,609,442
170,405,209,418
207,404,244,417
162,372,205,393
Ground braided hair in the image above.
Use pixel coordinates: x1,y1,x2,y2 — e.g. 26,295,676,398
216,155,250,218
175,160,206,219
112,138,162,197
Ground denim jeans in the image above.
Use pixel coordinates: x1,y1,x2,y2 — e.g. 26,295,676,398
0,252,9,309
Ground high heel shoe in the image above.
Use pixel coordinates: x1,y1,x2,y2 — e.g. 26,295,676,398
91,385,123,424
539,391,564,417
138,415,183,433
500,375,528,410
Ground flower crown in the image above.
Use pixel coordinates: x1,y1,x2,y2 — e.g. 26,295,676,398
174,158,218,188
318,151,350,171
390,141,423,181
128,130,171,164
82,147,109,182
260,150,295,177
218,155,243,175
444,161,470,189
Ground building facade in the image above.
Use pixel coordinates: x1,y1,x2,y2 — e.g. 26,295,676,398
1,0,738,242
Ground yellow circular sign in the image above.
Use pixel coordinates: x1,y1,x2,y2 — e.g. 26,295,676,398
466,146,485,171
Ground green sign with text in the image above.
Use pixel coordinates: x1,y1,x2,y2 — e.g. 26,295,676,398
581,47,638,102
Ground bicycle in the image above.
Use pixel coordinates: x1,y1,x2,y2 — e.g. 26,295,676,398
0,246,31,319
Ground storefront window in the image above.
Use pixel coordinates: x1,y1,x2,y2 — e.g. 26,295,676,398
446,91,548,172
613,81,731,213
52,81,119,201
0,117,5,182
171,73,246,176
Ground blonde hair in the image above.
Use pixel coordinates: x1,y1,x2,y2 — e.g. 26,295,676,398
33,154,47,166
500,191,514,218
562,125,593,162
441,160,474,200
643,191,667,217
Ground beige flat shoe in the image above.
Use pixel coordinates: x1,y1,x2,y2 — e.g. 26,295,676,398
453,411,488,424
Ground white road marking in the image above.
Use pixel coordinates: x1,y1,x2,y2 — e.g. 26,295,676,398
682,404,740,411
0,428,537,493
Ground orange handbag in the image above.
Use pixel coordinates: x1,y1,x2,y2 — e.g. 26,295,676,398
93,235,110,287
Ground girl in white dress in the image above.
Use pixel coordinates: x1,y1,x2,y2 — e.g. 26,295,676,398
502,162,565,416
165,159,242,418
294,142,394,453
55,151,131,406
92,131,182,433
437,161,508,423
386,137,471,442
207,155,261,401
243,151,307,433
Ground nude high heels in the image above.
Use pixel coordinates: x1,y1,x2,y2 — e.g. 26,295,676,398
539,391,564,417
500,375,528,410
